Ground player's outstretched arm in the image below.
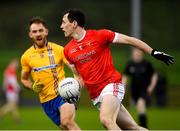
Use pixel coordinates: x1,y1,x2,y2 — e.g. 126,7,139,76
113,33,174,65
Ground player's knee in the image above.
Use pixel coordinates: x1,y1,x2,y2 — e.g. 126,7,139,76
61,117,73,128
100,115,113,127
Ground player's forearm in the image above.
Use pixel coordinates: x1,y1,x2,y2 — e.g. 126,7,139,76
66,63,84,88
66,63,80,78
149,73,158,90
121,75,128,87
73,70,84,88
21,79,32,89
127,37,153,55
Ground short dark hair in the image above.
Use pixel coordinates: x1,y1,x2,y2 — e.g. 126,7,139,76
63,8,86,28
29,16,47,28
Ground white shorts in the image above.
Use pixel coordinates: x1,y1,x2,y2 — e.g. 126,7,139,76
92,83,125,109
6,92,19,102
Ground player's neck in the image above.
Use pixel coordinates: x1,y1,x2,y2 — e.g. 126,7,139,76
34,40,48,49
73,28,86,42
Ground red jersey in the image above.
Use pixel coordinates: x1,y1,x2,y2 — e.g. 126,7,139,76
64,29,121,99
4,66,20,93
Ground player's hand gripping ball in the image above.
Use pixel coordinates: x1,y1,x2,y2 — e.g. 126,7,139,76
58,77,81,103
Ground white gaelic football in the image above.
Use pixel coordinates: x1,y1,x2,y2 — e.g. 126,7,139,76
58,77,81,99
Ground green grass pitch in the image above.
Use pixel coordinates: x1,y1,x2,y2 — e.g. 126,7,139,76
0,106,179,130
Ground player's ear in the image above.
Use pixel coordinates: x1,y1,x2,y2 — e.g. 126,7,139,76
28,32,32,38
45,28,48,36
72,21,78,28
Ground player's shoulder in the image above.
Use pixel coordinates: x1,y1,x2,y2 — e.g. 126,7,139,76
21,46,34,58
142,59,152,65
87,29,110,34
48,41,64,50
126,60,134,67
87,29,114,38
141,59,154,69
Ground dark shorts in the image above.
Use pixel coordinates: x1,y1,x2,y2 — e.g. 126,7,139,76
131,86,148,103
42,95,65,126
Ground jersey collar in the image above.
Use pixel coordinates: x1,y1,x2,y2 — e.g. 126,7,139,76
77,30,86,42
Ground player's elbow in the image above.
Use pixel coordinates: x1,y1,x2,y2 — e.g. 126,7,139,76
21,79,31,89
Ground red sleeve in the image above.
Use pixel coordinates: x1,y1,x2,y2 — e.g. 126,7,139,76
97,29,115,43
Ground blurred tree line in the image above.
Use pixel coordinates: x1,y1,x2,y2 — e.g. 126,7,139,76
0,0,179,51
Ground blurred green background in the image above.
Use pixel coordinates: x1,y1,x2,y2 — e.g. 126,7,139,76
0,0,180,130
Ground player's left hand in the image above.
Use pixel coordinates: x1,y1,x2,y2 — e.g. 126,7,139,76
63,96,80,104
32,79,44,93
151,49,174,65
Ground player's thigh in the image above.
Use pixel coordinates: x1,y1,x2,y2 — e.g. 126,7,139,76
6,92,18,103
116,104,138,129
100,95,120,121
60,103,76,120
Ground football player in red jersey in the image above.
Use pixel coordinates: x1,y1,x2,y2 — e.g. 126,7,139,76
0,59,21,122
60,8,174,130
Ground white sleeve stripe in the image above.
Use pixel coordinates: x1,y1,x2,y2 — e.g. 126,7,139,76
69,64,75,68
112,32,119,43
